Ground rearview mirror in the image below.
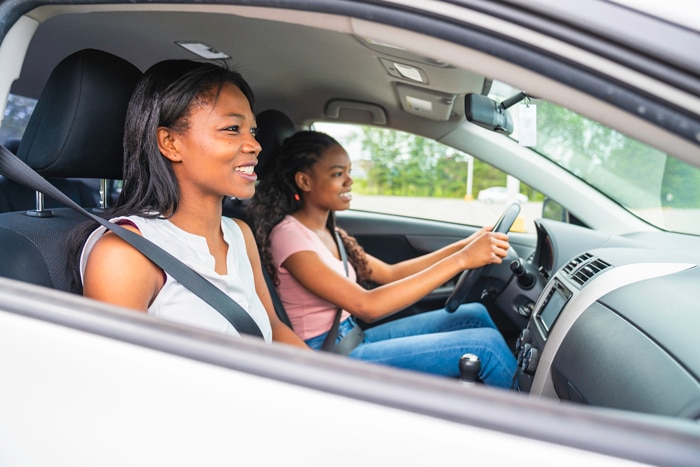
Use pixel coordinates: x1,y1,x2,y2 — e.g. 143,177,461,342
464,93,518,135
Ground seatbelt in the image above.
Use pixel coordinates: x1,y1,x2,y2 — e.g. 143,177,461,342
320,230,364,354
262,265,293,329
0,144,264,338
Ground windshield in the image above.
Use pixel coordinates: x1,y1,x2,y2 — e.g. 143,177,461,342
490,82,700,236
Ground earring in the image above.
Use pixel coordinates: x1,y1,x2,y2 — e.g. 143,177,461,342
294,193,300,201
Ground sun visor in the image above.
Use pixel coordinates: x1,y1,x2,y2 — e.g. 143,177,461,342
396,83,455,121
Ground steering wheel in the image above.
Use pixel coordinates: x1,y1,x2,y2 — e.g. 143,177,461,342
444,203,521,312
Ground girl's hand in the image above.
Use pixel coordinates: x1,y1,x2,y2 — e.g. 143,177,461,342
457,229,510,270
459,225,494,248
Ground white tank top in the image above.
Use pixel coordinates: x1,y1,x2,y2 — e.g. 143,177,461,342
80,215,272,342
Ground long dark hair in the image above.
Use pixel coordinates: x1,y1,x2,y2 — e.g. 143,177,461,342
248,130,371,286
66,59,255,293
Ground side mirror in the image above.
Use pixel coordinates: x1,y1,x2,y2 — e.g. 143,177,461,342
542,198,569,222
464,92,526,135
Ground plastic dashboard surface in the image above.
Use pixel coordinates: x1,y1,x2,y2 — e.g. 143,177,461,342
516,220,700,419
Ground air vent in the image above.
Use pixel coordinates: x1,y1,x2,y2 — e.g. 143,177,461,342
563,253,611,287
563,253,593,274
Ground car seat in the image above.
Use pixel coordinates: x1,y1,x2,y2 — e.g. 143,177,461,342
0,48,141,291
222,108,295,221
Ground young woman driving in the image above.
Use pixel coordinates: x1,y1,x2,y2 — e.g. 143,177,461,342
248,130,517,387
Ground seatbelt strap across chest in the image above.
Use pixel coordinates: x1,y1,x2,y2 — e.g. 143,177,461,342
0,145,264,338
320,230,364,354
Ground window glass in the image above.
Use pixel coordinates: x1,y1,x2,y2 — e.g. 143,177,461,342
490,82,700,235
0,94,37,144
313,122,540,232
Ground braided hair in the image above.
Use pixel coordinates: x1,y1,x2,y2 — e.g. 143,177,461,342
248,130,371,286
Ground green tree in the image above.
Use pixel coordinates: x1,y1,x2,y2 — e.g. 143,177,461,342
535,102,666,208
435,153,470,197
359,127,402,194
334,124,536,199
663,157,700,208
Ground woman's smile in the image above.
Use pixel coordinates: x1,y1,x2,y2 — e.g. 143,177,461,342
169,82,261,200
234,162,258,182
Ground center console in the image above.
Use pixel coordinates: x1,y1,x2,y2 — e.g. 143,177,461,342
514,277,572,390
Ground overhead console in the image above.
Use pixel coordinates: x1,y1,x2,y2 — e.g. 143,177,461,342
514,248,700,419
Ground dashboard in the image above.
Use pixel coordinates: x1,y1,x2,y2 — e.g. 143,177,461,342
510,219,700,419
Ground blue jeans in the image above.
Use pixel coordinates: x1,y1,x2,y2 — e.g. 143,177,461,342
304,303,517,389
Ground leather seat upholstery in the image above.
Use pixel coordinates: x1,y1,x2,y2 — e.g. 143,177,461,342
0,49,141,291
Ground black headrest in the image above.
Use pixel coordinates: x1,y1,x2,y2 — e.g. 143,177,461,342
16,49,142,179
255,109,295,180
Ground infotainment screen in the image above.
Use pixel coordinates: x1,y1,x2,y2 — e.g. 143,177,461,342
537,281,572,334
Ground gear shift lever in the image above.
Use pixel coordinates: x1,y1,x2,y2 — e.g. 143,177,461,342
459,353,481,386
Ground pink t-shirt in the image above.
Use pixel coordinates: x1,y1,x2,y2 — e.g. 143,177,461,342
269,215,355,340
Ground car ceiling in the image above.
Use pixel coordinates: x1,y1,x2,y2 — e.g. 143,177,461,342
12,7,486,138
7,2,700,171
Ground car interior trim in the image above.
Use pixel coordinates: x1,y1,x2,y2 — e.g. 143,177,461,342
530,261,695,397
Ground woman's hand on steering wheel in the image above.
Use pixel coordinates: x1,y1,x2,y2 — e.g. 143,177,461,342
444,203,521,312
455,227,509,270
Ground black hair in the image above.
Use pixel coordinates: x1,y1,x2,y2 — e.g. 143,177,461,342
118,59,255,217
66,59,255,293
248,130,371,286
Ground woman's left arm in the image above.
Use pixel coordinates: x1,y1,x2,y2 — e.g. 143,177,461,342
368,226,492,284
235,219,310,349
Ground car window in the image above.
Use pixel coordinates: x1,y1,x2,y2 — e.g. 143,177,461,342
490,82,700,236
312,122,541,233
0,93,37,143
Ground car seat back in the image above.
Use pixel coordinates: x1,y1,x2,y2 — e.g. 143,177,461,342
0,137,101,213
0,48,141,291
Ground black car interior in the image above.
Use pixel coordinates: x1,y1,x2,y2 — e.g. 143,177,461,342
0,136,100,213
